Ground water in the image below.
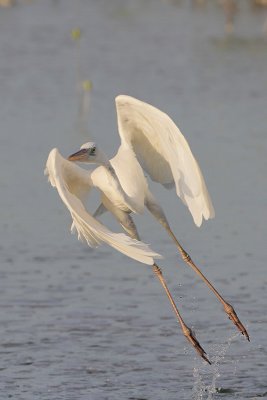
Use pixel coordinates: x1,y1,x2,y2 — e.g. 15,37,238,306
0,0,267,399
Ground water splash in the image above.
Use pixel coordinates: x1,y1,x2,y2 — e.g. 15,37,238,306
192,332,239,400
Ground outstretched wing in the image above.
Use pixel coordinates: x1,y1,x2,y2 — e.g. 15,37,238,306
115,95,215,227
45,148,161,265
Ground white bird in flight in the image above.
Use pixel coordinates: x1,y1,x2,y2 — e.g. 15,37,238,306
45,95,249,364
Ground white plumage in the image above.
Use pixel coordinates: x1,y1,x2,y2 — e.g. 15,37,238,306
115,95,214,226
46,94,215,262
45,148,161,265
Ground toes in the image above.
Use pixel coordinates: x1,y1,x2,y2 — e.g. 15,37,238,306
184,327,211,365
224,303,250,341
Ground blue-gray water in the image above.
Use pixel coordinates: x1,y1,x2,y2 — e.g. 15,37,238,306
0,1,266,399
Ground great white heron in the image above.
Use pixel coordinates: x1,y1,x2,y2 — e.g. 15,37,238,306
45,95,249,364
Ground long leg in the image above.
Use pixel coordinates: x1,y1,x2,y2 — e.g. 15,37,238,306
153,263,211,364
145,191,249,341
167,228,249,340
104,199,211,362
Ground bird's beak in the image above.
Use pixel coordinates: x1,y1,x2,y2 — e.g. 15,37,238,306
68,149,88,162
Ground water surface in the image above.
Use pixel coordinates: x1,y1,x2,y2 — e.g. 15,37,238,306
0,1,266,399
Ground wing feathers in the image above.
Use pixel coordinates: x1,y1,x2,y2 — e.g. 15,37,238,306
45,148,161,264
115,95,214,226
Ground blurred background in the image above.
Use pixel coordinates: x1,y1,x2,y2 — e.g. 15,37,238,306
0,1,266,399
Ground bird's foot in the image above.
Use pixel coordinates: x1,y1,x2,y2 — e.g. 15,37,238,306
182,325,211,365
224,302,249,341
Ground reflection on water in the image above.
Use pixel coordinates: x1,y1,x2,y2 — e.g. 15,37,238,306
0,0,267,399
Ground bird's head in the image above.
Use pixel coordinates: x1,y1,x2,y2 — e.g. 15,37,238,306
68,142,99,163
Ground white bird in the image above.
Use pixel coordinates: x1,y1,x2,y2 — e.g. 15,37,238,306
46,148,211,364
46,95,249,364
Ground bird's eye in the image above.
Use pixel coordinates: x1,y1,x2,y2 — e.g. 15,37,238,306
90,147,96,155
